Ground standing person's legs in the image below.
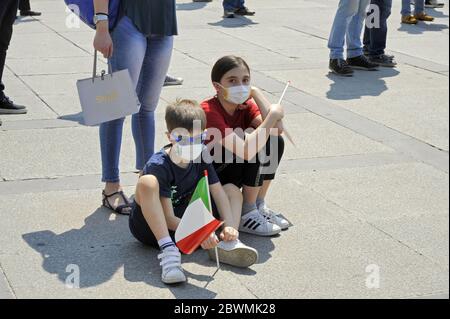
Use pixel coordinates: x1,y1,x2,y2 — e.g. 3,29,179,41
133,35,173,171
364,0,392,57
100,16,147,210
0,0,19,101
328,0,360,60
223,0,237,11
19,0,31,12
346,0,370,59
236,0,245,9
18,0,41,16
415,0,425,14
401,0,412,15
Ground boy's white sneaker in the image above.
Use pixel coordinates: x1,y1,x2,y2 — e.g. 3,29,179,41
157,247,186,284
259,205,290,230
239,209,281,236
208,240,258,268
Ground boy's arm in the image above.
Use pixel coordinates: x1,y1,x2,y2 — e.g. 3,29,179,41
209,182,239,242
160,197,181,232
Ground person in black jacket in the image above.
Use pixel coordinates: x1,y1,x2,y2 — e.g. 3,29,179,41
0,0,27,121
18,0,41,17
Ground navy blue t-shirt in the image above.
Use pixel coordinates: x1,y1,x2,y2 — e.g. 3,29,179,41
143,147,220,208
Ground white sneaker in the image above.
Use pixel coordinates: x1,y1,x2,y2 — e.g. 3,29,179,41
425,0,445,8
259,205,290,230
157,247,186,284
208,240,258,268
239,209,281,236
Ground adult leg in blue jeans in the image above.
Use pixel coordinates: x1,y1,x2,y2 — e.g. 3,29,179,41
346,0,371,59
363,0,396,67
328,0,377,76
401,0,434,23
222,0,254,18
100,16,173,213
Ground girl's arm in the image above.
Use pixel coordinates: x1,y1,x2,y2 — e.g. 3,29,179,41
219,103,284,161
250,87,284,135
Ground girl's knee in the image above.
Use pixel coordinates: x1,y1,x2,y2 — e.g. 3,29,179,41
223,183,243,200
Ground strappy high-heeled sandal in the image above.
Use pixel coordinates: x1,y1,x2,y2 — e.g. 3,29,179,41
102,190,132,215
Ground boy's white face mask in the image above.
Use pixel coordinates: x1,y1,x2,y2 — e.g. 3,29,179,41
217,83,251,105
175,143,204,162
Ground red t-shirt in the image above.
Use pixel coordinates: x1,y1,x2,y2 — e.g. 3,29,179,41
201,97,261,144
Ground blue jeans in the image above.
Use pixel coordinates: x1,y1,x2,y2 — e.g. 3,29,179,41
328,0,370,60
223,0,245,11
364,0,392,56
100,16,173,183
402,0,424,15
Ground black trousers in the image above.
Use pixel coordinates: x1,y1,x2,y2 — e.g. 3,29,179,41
213,135,285,188
363,0,392,56
19,0,31,12
0,0,18,98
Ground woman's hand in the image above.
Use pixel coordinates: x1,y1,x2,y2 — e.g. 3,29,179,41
220,226,238,242
93,21,113,58
201,232,219,250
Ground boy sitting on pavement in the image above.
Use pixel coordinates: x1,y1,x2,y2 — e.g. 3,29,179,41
129,99,258,285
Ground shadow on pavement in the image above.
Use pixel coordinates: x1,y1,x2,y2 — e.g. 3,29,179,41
208,16,258,28
426,8,449,19
22,206,276,297
58,113,85,125
326,67,400,100
176,2,209,11
397,22,449,34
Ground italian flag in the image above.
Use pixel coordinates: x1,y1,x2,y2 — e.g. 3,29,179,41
175,170,223,254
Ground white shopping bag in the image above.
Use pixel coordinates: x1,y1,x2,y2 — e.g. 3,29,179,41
76,51,140,126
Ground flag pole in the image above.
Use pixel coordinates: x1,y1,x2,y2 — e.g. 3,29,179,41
277,81,295,147
204,170,220,270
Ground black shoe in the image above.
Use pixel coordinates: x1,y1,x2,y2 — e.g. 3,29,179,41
329,59,354,77
20,10,42,17
234,7,255,16
346,55,379,71
223,10,235,18
0,96,27,114
368,54,397,68
425,0,445,8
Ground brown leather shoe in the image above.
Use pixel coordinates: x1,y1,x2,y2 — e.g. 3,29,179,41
415,12,435,22
401,15,418,24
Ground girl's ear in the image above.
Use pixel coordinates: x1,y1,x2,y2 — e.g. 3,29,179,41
212,82,222,93
166,132,172,142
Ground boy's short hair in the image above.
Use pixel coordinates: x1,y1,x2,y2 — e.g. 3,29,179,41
165,99,207,133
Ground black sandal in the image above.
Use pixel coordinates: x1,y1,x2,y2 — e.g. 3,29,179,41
102,190,132,215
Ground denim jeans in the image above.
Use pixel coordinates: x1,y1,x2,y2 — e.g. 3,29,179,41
363,0,392,56
402,0,424,15
223,0,245,11
328,0,370,60
100,16,173,183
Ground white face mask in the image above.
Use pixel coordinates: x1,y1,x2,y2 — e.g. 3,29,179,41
219,84,251,105
175,143,204,162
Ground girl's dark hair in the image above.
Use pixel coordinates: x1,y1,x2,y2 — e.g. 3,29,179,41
211,55,251,83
